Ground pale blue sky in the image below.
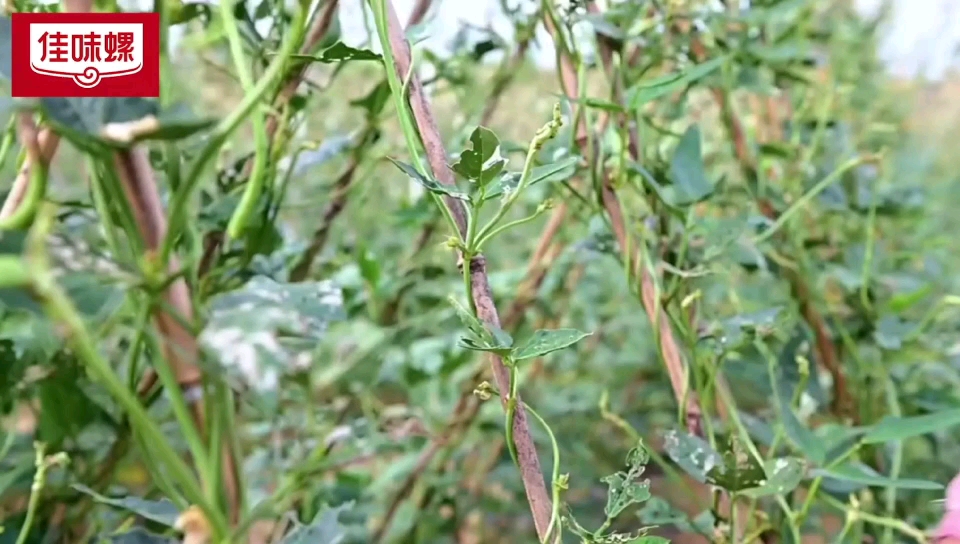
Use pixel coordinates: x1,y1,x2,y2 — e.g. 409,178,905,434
337,0,960,80
112,0,958,80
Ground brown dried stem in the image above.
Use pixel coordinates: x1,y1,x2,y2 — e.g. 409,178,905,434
112,149,242,519
379,25,533,324
0,130,58,221
372,205,570,543
406,0,433,27
542,11,703,434
378,2,554,536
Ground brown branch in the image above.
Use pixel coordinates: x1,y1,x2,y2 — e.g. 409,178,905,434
691,37,855,421
380,9,527,324
368,11,552,538
406,0,433,27
379,2,553,537
372,200,571,542
112,149,242,520
543,11,703,435
0,130,58,221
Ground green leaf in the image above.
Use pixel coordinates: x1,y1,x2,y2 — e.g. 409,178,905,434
169,2,213,25
746,41,811,63
448,295,492,343
669,125,714,205
706,435,767,492
39,98,215,151
511,328,591,361
775,383,827,465
350,80,391,116
584,97,625,112
717,307,784,346
862,408,960,444
601,442,652,518
629,162,685,218
451,126,504,186
627,538,671,544
663,430,722,483
387,158,469,201
813,463,942,490
459,326,514,357
627,57,726,108
449,295,514,355
484,156,579,201
636,497,694,532
0,462,32,497
199,277,345,393
872,315,912,351
72,484,179,527
294,42,382,63
280,503,351,544
740,458,806,498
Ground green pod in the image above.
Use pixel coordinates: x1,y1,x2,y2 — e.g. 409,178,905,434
0,159,49,231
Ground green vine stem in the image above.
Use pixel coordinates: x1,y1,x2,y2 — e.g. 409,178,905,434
160,3,309,265
0,115,49,231
16,443,68,544
8,205,229,540
220,0,272,240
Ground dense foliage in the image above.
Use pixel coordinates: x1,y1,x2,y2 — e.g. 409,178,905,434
1,0,959,543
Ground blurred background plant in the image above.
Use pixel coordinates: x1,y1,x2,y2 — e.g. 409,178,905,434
0,0,960,543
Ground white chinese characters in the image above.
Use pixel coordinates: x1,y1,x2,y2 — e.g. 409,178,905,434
29,22,143,88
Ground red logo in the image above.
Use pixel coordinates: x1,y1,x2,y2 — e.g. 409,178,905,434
11,12,160,98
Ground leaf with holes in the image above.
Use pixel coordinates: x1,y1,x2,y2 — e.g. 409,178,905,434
449,295,493,343
511,328,591,361
452,126,504,186
387,158,469,201
706,435,767,492
602,441,652,518
459,325,514,357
